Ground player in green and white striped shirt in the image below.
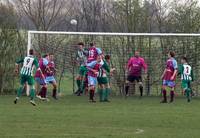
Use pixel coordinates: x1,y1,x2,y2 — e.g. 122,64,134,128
14,49,44,106
179,56,194,102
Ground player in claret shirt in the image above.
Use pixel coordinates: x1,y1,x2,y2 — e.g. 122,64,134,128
45,53,58,100
179,56,194,102
161,51,178,103
35,54,49,100
125,51,147,97
86,54,103,102
87,42,102,63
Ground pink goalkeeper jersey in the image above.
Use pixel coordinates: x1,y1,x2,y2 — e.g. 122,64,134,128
127,57,147,76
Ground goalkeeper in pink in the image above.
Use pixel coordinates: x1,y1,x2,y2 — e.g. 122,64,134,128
125,51,147,97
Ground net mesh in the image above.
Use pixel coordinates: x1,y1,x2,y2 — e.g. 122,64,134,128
30,32,200,96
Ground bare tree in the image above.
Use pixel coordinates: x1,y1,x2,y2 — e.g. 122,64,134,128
15,0,72,31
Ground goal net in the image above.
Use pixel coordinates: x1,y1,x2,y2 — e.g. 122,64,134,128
28,31,200,96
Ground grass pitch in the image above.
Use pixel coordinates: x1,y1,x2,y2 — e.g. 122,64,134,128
0,95,200,138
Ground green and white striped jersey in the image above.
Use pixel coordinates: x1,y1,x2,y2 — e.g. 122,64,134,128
98,60,110,78
76,49,88,66
179,63,194,81
16,55,39,76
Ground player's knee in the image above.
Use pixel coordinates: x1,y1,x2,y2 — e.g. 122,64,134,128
106,83,110,88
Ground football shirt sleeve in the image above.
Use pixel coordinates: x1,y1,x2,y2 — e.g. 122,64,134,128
33,58,39,69
16,57,24,64
87,61,97,68
96,48,102,55
172,59,178,69
43,58,49,66
103,61,110,73
141,58,147,72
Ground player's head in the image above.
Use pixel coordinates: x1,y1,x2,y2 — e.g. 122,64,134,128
90,42,95,47
43,54,49,60
105,55,110,63
29,49,34,55
181,56,188,64
135,51,140,58
96,54,102,62
168,51,175,58
49,53,54,61
36,52,41,59
78,42,84,50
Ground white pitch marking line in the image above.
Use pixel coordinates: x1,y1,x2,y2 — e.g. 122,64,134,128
135,128,144,134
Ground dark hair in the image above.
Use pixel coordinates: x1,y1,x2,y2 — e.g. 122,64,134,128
42,54,49,58
105,55,110,60
78,42,84,46
29,49,34,55
49,53,54,56
181,56,188,62
169,51,175,57
90,42,95,47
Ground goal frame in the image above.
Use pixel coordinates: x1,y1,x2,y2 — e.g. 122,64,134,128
27,30,200,55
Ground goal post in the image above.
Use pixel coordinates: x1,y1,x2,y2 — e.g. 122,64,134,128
28,30,200,96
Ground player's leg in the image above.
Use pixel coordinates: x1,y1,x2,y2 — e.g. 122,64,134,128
137,76,143,97
75,75,81,94
104,82,111,102
98,84,104,102
88,76,97,102
27,76,37,106
169,81,176,103
182,81,191,102
75,66,84,94
161,80,168,103
125,75,134,97
35,78,41,96
77,66,87,96
51,80,57,100
35,77,42,99
14,75,26,104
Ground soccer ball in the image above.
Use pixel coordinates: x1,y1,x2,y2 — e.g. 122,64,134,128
70,19,77,25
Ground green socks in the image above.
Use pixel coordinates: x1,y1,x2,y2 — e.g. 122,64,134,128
76,80,81,90
186,89,191,102
30,89,35,100
104,88,111,101
17,87,23,98
98,89,103,102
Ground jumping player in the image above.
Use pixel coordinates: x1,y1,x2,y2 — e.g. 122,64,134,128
14,49,44,106
125,51,147,97
97,55,115,102
75,42,88,96
161,51,178,103
87,42,102,63
179,57,194,102
86,55,103,102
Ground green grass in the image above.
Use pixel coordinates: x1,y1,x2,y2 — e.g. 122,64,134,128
0,95,200,138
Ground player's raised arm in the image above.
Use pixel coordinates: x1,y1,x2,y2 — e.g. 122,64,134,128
15,57,24,74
